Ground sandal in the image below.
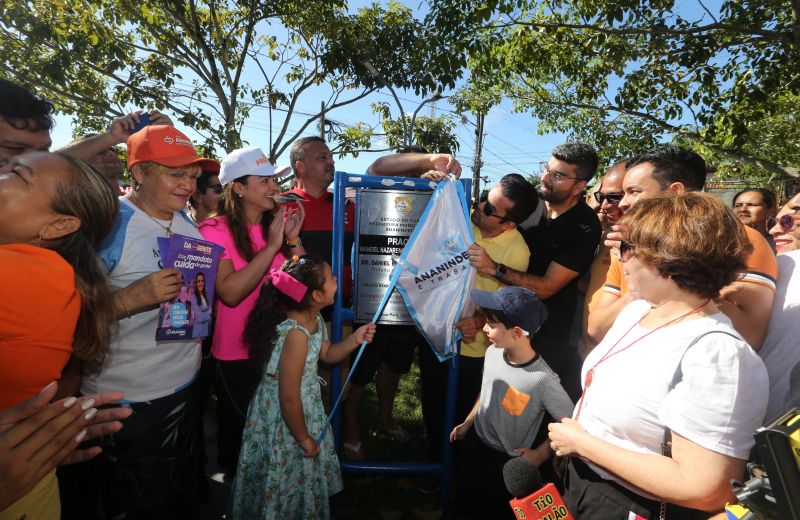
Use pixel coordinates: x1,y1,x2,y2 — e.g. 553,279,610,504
342,441,364,461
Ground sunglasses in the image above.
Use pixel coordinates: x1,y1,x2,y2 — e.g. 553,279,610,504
767,211,800,232
619,240,636,262
593,191,624,205
474,190,511,222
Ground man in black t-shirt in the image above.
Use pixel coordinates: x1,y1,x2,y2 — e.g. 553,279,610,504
468,143,601,399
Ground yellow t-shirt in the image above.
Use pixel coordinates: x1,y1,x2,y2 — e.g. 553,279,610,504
461,223,531,358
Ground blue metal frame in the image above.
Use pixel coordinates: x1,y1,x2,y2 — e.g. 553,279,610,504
331,172,471,510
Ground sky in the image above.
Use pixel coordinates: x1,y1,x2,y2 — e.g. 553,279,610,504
46,2,568,188
46,0,721,187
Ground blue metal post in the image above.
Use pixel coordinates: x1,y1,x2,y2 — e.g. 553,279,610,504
330,173,471,511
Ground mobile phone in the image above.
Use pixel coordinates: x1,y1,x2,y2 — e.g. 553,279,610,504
131,112,151,133
272,193,306,204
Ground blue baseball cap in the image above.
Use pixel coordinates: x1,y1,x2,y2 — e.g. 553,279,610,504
470,286,548,335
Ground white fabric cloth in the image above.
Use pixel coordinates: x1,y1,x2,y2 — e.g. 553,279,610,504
82,198,203,402
576,299,768,491
759,249,800,422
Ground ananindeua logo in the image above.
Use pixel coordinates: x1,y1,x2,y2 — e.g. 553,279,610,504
413,235,469,290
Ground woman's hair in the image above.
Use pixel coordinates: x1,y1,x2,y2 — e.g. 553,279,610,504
50,153,119,368
194,272,208,303
732,188,777,209
243,255,326,366
217,176,274,261
620,192,752,299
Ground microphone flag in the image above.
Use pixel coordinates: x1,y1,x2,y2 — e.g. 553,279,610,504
509,483,573,520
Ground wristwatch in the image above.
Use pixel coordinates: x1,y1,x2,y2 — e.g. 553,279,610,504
494,262,508,281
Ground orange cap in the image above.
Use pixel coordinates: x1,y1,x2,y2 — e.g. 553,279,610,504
127,125,220,171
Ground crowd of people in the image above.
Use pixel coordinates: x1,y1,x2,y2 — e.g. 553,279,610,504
1,76,798,520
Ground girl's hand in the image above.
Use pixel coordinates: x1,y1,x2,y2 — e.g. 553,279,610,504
267,207,287,248
298,437,320,458
449,422,470,442
284,203,305,240
354,322,377,345
548,418,589,458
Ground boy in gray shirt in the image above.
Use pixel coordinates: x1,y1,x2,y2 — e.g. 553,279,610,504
450,286,574,518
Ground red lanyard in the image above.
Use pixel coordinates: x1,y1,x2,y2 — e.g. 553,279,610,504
574,299,711,420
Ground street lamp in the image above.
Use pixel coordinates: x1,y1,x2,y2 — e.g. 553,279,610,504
361,58,409,148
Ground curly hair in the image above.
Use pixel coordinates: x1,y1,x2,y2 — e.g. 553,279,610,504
243,255,327,366
621,192,752,299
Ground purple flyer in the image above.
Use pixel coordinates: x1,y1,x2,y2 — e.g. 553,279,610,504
156,234,223,341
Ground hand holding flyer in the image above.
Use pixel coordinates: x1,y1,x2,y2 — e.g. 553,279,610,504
156,235,223,341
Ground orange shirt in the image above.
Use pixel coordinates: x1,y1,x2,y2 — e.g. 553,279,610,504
601,225,777,298
0,244,79,409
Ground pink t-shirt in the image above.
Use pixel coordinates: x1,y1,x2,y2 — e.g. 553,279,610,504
199,216,285,361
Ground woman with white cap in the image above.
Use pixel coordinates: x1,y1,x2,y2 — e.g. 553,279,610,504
62,125,221,519
198,146,305,476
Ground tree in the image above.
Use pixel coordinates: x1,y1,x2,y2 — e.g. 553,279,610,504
0,0,458,158
429,0,800,177
333,101,459,157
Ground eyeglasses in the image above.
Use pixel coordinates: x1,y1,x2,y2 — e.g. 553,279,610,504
594,191,624,205
473,190,511,222
208,183,223,194
540,161,581,182
768,210,800,232
619,240,636,262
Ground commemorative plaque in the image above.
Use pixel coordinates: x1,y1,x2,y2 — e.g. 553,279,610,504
354,188,431,324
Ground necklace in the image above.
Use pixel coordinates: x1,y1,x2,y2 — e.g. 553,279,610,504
574,298,711,419
143,211,174,237
131,194,175,237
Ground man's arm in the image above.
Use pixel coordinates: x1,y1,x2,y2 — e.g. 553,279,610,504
367,153,461,178
57,110,173,162
715,281,774,350
468,243,578,300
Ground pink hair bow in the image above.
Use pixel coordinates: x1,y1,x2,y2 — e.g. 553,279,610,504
269,270,308,303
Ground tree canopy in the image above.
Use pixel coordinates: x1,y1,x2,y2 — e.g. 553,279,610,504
430,0,800,178
0,0,460,158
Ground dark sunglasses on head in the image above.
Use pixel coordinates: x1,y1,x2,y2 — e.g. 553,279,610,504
768,211,799,232
593,191,624,205
473,190,511,222
619,240,636,262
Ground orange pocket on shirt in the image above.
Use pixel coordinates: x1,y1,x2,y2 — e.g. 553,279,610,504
501,386,531,416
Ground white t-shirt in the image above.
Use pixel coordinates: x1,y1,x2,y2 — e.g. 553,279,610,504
759,249,800,422
82,199,203,403
576,299,768,492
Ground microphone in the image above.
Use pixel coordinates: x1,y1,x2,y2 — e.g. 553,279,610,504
503,455,543,498
503,456,574,520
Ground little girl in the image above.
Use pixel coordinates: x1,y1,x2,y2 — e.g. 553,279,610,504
230,255,376,519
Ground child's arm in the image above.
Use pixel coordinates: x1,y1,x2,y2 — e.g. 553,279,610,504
318,322,377,364
514,440,553,466
278,329,319,458
449,394,480,442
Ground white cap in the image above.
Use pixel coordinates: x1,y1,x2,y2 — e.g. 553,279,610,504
218,146,292,185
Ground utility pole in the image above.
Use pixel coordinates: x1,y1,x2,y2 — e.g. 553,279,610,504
319,101,326,141
471,113,485,201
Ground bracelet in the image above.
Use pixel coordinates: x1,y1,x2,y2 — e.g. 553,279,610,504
286,236,302,247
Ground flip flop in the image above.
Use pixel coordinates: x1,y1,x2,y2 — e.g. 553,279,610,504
342,441,364,461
